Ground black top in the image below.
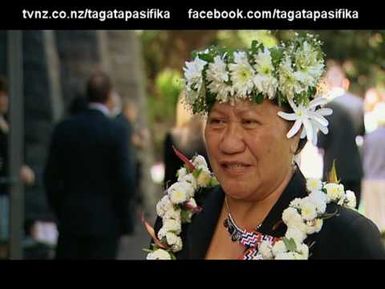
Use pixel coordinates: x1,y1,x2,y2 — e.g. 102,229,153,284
44,108,136,237
154,169,385,259
317,100,363,181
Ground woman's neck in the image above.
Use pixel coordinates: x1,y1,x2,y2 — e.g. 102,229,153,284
226,167,294,231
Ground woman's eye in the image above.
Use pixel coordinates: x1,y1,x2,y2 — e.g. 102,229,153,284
242,119,259,128
208,118,226,126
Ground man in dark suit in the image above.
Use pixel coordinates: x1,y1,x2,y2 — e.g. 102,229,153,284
317,64,364,207
44,71,135,259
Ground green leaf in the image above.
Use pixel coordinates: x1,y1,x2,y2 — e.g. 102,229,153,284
252,92,264,104
308,86,316,97
209,177,219,186
199,53,214,63
270,47,283,66
283,237,297,252
251,40,263,54
181,210,192,223
192,167,202,179
142,248,153,253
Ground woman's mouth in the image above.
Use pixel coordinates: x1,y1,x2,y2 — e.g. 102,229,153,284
220,161,252,175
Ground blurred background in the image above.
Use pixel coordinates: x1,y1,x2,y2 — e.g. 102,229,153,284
0,30,384,259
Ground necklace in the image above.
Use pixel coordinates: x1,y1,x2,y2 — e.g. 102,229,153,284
223,197,281,259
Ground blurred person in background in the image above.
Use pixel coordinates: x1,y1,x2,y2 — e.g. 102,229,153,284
44,71,136,259
0,76,35,258
364,87,382,133
317,63,364,208
115,98,147,223
67,93,88,116
362,101,385,234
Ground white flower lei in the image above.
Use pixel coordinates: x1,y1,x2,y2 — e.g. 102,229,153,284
145,154,218,260
183,32,331,145
146,155,356,260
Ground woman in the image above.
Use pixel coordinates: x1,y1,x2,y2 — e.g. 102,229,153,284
146,33,385,259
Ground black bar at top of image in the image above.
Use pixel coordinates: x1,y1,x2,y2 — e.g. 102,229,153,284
0,2,384,30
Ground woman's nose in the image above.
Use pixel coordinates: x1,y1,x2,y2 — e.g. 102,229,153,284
219,122,245,154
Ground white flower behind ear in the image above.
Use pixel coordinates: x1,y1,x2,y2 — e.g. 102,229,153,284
277,97,332,145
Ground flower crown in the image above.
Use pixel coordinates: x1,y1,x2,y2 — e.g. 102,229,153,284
183,33,332,145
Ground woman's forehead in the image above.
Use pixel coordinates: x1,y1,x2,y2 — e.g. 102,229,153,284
210,100,279,115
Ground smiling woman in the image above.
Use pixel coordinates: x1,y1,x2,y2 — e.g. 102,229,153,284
147,32,385,260
205,100,296,203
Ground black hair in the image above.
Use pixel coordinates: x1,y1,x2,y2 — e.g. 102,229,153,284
86,71,112,103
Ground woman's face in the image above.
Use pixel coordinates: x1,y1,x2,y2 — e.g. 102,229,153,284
205,100,298,201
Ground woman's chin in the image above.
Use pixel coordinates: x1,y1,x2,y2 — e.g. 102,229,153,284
221,182,256,200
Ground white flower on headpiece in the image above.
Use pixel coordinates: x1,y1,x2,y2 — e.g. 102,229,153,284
254,48,275,75
294,41,324,85
278,55,305,99
229,51,256,98
206,55,233,102
184,57,207,105
253,48,278,99
277,97,333,145
184,57,207,90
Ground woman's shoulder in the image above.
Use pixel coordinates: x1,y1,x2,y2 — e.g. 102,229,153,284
311,204,385,259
